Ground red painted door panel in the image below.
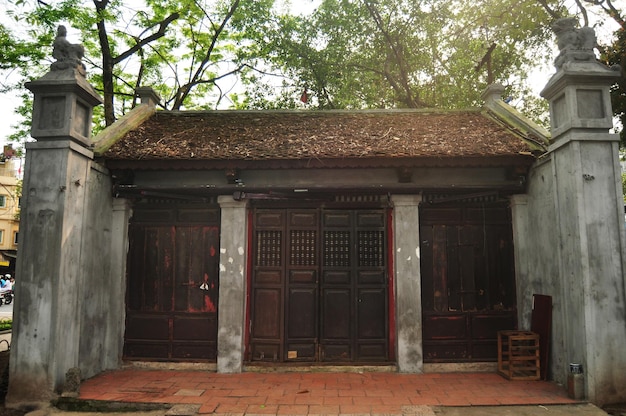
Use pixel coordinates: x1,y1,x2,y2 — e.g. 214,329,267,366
124,205,220,361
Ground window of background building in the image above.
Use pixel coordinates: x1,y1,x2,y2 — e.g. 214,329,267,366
0,196,6,208
13,232,17,245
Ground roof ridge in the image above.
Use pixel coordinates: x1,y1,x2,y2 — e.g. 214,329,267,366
151,107,482,116
92,104,156,156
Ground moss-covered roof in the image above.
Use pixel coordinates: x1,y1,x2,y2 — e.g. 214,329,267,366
99,109,541,166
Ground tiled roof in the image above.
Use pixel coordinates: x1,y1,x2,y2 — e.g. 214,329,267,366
101,109,537,166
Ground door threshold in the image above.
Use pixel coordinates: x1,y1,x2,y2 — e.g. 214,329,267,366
123,361,217,371
423,362,497,373
244,363,398,373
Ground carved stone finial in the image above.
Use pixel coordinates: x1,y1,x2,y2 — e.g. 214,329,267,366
551,18,597,69
51,25,86,75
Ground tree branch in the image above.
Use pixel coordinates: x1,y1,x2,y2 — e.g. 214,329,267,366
575,0,591,26
363,0,423,107
94,0,116,125
172,0,240,109
582,0,625,27
536,0,563,19
113,12,180,65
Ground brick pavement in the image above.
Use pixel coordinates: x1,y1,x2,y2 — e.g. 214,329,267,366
77,370,579,415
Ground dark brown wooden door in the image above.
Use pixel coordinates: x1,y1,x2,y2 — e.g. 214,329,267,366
124,205,220,361
250,208,388,363
420,203,517,362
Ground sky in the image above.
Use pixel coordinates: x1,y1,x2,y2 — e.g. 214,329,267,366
0,0,622,152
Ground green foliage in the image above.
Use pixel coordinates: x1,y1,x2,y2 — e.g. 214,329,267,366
601,25,625,146
0,319,11,332
0,24,37,71
1,0,279,137
622,171,626,203
244,0,560,112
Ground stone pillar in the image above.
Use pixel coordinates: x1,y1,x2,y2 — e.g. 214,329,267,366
216,196,248,373
391,194,423,373
6,26,102,406
509,194,531,328
105,199,133,369
540,20,626,405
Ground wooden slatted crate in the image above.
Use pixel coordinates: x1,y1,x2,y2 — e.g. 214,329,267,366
497,330,540,380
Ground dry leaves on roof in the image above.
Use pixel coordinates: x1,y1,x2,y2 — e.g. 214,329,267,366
104,110,531,160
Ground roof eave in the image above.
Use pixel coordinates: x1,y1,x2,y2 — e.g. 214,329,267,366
102,154,536,171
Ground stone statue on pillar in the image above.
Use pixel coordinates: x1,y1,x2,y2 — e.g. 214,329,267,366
551,18,597,69
25,25,102,144
50,25,86,76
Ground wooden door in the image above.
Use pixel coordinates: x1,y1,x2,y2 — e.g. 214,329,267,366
249,208,388,363
420,203,517,362
320,210,388,362
124,205,220,361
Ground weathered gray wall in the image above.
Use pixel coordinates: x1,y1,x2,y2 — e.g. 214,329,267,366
77,162,124,378
553,139,626,404
517,139,626,405
391,194,423,373
216,196,248,373
7,141,119,404
7,53,126,403
511,156,567,380
513,57,626,405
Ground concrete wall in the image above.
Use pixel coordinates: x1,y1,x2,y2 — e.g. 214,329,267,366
513,60,626,405
511,156,567,380
554,139,626,404
77,162,125,378
7,139,123,404
517,139,626,405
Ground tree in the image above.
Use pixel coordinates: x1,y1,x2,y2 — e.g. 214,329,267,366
1,0,624,147
589,0,625,145
0,25,34,71
605,25,625,145
244,0,562,113
92,0,180,125
0,18,55,154
1,0,278,130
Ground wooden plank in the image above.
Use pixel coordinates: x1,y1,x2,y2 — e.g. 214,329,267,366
531,294,552,380
420,226,434,311
432,225,448,312
447,226,460,311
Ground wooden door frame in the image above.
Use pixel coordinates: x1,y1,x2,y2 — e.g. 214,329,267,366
124,202,221,361
419,200,518,362
244,204,395,364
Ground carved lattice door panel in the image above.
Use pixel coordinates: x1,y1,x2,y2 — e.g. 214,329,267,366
249,208,389,363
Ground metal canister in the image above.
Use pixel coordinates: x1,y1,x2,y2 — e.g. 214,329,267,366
569,363,583,374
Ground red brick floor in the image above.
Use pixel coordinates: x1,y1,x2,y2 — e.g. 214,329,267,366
77,370,579,415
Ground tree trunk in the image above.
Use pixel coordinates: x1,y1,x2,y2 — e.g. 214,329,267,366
94,0,116,126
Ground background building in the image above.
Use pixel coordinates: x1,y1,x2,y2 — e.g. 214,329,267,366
0,151,20,276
